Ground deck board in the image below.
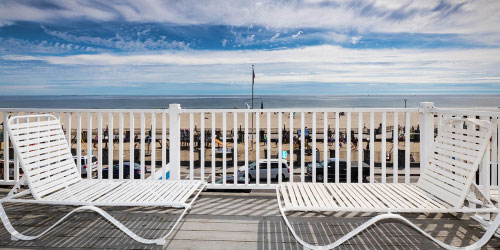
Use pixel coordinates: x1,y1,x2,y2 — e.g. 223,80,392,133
0,190,499,249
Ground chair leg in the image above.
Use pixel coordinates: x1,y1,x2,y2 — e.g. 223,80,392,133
0,201,77,241
276,187,500,250
0,202,189,245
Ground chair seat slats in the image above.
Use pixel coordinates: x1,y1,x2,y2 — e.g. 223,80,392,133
22,142,67,158
435,136,482,152
440,126,487,138
430,153,474,171
439,130,486,144
8,119,60,130
39,180,203,206
280,183,457,213
417,178,460,206
15,128,63,142
434,145,479,160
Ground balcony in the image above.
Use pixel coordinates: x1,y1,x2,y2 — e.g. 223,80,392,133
0,102,499,249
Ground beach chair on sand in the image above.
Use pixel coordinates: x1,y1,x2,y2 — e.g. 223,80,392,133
277,118,500,249
0,114,205,245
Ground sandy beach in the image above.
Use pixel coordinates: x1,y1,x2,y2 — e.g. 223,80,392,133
56,111,421,131
2,111,422,167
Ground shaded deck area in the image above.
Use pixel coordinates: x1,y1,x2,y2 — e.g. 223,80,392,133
0,190,499,249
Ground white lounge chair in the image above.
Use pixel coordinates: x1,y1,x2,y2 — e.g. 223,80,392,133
277,118,500,249
0,114,206,245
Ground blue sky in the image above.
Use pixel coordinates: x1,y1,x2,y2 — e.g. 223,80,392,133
1,0,500,95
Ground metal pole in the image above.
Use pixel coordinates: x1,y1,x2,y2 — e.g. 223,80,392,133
404,98,407,108
251,65,255,145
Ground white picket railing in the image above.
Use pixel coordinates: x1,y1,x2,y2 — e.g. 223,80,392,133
1,108,171,185
0,103,499,199
180,106,420,189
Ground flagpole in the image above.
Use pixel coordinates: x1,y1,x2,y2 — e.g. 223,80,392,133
251,65,255,145
252,65,254,110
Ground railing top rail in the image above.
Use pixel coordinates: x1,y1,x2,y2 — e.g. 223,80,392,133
0,108,169,113
431,107,500,117
181,108,419,113
0,107,420,113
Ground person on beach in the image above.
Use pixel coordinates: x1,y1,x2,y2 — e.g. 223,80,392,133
194,130,200,148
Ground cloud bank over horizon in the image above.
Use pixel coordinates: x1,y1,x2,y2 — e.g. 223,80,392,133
1,0,500,95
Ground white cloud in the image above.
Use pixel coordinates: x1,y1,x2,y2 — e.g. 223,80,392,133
292,31,303,39
351,36,362,44
230,28,256,46
0,37,103,54
325,32,350,43
4,45,500,85
0,1,115,23
41,26,190,51
1,0,499,38
2,55,41,61
270,33,280,42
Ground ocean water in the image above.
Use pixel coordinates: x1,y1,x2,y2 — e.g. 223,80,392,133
0,95,499,109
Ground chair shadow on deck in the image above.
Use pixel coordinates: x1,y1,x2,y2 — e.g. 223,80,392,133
257,211,500,250
1,194,499,249
0,202,181,249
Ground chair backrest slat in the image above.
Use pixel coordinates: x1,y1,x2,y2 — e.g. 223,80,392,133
417,118,493,208
7,114,81,200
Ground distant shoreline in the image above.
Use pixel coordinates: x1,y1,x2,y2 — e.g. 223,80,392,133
0,94,499,109
1,93,500,97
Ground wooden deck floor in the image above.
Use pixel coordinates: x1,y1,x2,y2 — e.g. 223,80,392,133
0,189,499,249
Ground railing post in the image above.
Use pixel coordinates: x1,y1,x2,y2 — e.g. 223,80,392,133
169,104,181,180
419,102,435,173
